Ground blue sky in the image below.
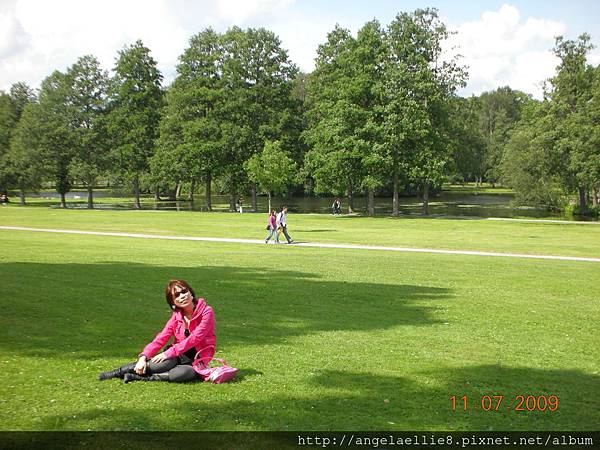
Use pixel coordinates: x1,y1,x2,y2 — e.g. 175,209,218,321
300,0,599,33
1,0,599,99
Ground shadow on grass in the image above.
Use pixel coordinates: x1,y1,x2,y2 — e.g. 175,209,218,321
33,365,600,431
0,262,451,358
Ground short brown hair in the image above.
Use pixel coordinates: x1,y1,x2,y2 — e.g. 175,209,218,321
165,279,196,311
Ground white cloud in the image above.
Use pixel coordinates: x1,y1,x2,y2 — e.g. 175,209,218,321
1,1,595,100
269,13,362,74
447,4,567,99
0,8,30,59
213,0,294,25
0,0,296,92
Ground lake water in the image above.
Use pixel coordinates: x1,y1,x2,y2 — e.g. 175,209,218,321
27,189,597,221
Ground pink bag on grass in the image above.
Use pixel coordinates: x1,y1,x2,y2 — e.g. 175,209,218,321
194,356,238,384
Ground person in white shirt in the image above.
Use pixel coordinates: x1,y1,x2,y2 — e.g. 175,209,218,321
276,205,294,244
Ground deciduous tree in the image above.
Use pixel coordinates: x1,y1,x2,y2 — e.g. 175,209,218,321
108,40,164,209
66,55,110,209
244,140,297,212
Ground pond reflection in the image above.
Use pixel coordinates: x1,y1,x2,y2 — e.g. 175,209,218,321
28,189,597,221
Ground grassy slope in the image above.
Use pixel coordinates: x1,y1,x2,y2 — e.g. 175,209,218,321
0,208,598,431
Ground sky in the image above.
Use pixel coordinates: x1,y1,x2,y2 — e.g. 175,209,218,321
1,0,599,99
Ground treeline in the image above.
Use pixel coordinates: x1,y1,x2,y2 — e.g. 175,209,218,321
0,8,598,215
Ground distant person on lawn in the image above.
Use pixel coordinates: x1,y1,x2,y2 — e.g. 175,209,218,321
276,205,294,244
331,197,341,215
98,279,216,383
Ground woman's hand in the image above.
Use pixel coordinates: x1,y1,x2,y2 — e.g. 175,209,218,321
151,352,168,364
134,356,147,375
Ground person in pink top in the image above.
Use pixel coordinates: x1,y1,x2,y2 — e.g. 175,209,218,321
264,209,278,244
98,279,216,383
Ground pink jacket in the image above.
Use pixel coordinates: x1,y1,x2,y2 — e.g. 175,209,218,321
141,298,216,372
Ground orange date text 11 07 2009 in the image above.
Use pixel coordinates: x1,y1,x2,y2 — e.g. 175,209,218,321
450,395,559,412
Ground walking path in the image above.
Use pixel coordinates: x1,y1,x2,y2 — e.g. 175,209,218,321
1,225,599,263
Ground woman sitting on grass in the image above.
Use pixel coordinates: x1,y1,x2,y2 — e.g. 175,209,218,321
98,279,216,383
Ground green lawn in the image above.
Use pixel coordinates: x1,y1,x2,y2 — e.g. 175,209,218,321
1,206,600,258
0,207,598,431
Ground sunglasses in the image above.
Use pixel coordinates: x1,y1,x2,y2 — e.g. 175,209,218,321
174,288,189,298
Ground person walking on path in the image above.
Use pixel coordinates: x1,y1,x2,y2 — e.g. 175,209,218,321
276,205,294,244
265,210,278,244
331,198,341,215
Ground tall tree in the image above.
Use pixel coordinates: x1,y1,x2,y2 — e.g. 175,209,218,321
478,87,531,186
108,40,164,209
221,26,298,211
586,65,600,207
5,102,46,204
548,34,596,212
382,9,466,215
1,82,39,200
0,92,18,192
501,101,565,208
66,55,110,209
352,20,388,216
304,26,363,213
154,28,224,210
447,96,486,184
38,71,77,208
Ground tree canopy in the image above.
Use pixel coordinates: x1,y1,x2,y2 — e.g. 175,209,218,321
2,15,598,216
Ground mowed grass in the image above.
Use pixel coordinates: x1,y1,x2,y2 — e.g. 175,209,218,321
1,206,600,258
0,208,599,431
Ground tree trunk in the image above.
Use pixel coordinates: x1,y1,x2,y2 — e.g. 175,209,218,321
188,179,195,203
392,168,399,217
578,186,587,213
368,188,375,216
422,183,430,215
251,184,257,212
60,193,67,209
593,186,599,208
347,182,354,214
175,181,182,199
19,189,26,205
154,188,160,202
229,193,236,212
205,172,212,211
267,191,272,213
87,186,94,209
133,177,141,210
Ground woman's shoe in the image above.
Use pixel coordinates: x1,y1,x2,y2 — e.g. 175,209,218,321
124,373,170,383
98,362,136,380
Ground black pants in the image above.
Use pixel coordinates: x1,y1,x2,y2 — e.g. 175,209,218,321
146,351,201,383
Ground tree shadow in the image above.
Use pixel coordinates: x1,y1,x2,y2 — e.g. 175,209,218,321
33,364,600,432
0,262,451,358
